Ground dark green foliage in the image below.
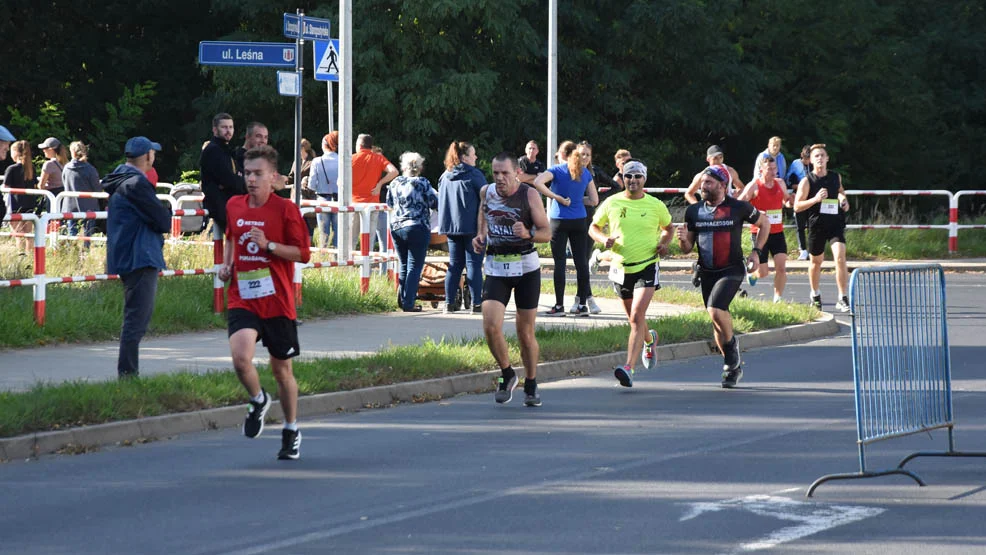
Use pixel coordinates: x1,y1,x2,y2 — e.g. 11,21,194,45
2,1,984,188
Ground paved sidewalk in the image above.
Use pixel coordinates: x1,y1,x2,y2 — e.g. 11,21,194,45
0,294,695,393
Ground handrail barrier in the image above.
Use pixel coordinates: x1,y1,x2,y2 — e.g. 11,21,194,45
806,264,986,497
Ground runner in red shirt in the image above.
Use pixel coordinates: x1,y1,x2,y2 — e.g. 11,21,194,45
738,154,791,302
218,145,311,460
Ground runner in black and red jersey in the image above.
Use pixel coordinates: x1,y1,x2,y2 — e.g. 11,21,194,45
737,154,791,302
218,145,312,460
677,166,770,388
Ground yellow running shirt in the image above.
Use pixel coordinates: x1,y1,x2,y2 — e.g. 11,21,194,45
592,194,672,274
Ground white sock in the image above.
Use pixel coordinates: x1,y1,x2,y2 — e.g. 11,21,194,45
251,391,265,404
284,421,298,432
810,289,819,297
773,294,782,302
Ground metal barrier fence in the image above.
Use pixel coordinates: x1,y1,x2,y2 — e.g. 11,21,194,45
807,264,986,497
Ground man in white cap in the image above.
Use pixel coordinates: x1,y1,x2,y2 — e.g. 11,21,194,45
103,136,171,379
589,159,674,387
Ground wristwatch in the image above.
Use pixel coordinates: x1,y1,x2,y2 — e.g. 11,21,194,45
751,247,762,256
266,241,277,254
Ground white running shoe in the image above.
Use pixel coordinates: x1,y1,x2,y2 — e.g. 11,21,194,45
586,296,602,315
798,250,809,261
568,296,582,314
641,329,658,369
589,248,602,273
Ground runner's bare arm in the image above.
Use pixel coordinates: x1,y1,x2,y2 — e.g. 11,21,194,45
656,222,675,257
218,235,235,281
749,211,771,273
676,224,695,254
837,174,849,211
527,187,552,243
472,185,489,254
736,180,758,202
684,173,701,204
248,227,307,262
793,177,816,212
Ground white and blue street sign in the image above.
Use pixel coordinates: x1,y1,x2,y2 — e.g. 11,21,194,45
283,14,331,41
313,39,341,82
198,41,296,67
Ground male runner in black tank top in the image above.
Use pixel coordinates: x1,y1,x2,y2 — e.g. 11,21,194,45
793,144,851,312
473,153,552,407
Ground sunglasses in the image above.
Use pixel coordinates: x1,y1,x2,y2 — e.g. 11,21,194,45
624,173,645,180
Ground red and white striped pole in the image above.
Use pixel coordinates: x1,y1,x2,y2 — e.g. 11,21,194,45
34,214,48,326
360,208,371,294
212,222,224,313
948,193,958,254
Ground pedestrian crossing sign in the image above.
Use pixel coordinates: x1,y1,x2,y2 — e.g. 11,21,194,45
313,39,340,82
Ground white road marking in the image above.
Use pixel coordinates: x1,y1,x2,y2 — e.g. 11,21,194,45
680,494,884,553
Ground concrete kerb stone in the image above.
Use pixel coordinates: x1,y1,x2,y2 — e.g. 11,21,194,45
0,315,840,461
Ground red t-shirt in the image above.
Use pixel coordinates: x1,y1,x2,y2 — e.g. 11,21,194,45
225,194,311,319
749,177,787,234
351,148,391,203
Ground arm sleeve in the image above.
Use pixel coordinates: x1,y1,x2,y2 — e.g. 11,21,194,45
742,201,761,225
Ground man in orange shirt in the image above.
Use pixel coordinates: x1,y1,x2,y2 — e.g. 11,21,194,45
350,133,398,248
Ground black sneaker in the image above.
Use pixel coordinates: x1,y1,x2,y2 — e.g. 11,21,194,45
494,374,518,404
472,304,483,314
722,337,741,372
721,367,743,389
243,389,271,439
811,294,822,310
524,390,542,407
614,365,634,388
277,428,302,460
545,305,567,317
834,296,850,313
574,304,590,317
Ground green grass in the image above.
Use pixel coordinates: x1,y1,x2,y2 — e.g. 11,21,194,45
0,287,817,437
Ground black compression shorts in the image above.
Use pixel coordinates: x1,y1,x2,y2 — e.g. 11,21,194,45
482,269,541,310
227,308,301,360
699,266,744,311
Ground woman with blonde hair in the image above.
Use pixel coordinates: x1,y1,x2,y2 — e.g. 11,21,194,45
436,140,486,313
387,152,438,312
533,140,598,316
62,141,103,243
3,140,38,252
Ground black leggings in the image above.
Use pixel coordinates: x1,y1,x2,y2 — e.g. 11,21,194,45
550,218,591,306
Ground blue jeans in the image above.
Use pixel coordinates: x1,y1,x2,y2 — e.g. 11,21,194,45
392,224,430,311
317,194,338,247
446,234,484,309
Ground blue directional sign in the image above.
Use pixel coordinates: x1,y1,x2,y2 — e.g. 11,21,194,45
283,14,331,41
198,41,297,67
313,39,341,82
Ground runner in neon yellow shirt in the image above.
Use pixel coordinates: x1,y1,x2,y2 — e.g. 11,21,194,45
589,159,674,387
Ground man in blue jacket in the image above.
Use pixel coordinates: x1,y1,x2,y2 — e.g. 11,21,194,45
105,136,172,378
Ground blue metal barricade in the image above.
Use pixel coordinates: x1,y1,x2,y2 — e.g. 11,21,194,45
807,264,986,497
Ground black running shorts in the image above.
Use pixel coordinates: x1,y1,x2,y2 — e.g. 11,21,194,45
751,232,788,263
482,269,541,310
699,266,745,311
227,308,301,360
807,224,846,257
610,262,661,300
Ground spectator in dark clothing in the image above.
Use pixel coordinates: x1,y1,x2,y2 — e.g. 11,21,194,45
199,112,245,232
105,136,171,379
233,122,269,174
4,140,38,253
62,141,103,243
517,140,545,185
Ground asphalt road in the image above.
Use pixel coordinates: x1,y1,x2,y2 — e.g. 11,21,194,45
0,274,984,554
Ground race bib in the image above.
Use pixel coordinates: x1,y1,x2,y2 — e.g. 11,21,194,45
485,253,523,277
608,262,625,285
820,199,839,215
767,209,783,225
237,268,275,299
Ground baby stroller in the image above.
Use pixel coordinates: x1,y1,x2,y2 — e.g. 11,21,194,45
417,261,470,310
171,183,208,234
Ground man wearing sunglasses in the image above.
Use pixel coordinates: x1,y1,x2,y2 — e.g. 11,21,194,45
677,166,770,388
589,160,674,388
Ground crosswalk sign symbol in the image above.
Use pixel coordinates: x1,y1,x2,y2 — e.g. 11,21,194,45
313,39,340,82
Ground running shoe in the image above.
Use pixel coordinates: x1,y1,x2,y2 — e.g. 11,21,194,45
834,296,851,313
586,296,602,315
568,296,582,314
524,390,542,407
691,261,702,287
545,305,567,317
494,374,519,404
798,250,809,260
747,272,758,287
614,365,634,388
811,294,822,310
574,304,590,317
589,248,602,273
721,367,743,389
277,428,302,460
243,389,271,439
722,336,741,372
641,329,659,369
472,304,483,314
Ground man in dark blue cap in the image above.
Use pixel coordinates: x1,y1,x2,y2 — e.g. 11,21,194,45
103,136,172,378
0,125,15,176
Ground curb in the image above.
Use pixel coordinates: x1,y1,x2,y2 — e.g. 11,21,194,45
0,313,840,461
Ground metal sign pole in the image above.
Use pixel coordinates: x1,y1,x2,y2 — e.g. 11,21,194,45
547,0,557,160
328,82,335,132
338,0,353,262
292,9,305,206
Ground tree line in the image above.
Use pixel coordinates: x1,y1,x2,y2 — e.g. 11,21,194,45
4,0,984,192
